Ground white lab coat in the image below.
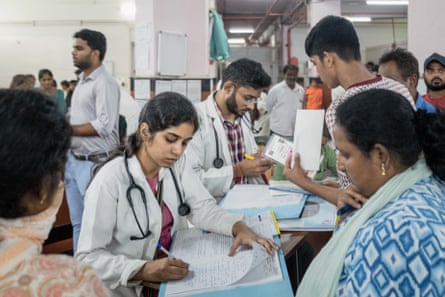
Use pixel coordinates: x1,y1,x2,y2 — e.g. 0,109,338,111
76,154,243,297
185,94,265,200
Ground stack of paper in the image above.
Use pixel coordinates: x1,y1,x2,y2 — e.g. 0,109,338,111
269,180,310,195
164,228,282,297
263,110,325,171
243,210,281,236
221,184,307,220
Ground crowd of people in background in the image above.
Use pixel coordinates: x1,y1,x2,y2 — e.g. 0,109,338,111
2,14,445,297
9,70,77,114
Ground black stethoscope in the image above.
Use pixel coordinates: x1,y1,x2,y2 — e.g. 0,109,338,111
211,118,224,169
242,113,262,134
211,114,259,169
124,151,191,240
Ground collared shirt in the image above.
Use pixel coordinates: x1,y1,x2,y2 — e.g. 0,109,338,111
70,64,120,154
214,100,247,184
265,80,304,137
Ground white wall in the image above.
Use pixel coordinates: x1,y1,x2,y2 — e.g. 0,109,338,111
0,0,409,89
134,0,210,78
229,47,278,84
0,0,133,88
289,21,407,78
0,23,132,88
408,0,445,73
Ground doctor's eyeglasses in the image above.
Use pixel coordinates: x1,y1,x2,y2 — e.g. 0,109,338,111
244,98,259,105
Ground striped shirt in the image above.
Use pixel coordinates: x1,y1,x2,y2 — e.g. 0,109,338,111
326,76,415,188
214,103,247,184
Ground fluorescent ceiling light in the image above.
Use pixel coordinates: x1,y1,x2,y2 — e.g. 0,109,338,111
345,16,372,22
366,0,408,5
228,38,245,44
229,28,254,34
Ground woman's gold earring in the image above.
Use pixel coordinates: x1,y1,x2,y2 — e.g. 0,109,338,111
380,163,386,176
40,193,47,205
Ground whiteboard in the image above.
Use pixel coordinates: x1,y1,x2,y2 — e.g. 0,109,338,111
157,31,187,76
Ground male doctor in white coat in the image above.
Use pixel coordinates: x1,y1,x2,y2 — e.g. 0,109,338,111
186,58,275,201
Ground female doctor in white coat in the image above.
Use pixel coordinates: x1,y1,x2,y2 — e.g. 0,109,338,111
76,92,278,297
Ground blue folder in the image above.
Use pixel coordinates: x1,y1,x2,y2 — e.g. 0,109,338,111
220,184,308,220
225,197,307,220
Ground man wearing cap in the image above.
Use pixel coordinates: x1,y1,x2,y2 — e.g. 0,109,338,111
417,52,445,112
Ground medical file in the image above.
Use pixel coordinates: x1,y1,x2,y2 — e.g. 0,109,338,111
220,184,307,220
163,228,282,297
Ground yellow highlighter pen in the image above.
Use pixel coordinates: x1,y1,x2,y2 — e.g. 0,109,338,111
244,153,255,160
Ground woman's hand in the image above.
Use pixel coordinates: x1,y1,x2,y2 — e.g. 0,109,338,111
337,184,368,210
133,257,190,282
229,221,279,256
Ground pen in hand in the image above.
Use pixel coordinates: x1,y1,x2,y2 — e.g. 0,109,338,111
157,243,174,258
244,153,255,160
335,204,353,227
157,243,193,273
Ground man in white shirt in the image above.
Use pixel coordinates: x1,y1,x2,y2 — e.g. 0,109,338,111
265,64,304,141
65,29,120,252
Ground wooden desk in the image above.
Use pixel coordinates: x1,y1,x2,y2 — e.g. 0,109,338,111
279,230,332,294
280,231,308,260
42,191,73,255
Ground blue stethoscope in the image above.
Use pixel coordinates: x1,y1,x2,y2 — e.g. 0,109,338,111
124,151,191,240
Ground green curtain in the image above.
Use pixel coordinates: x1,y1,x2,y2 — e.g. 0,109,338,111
209,10,230,61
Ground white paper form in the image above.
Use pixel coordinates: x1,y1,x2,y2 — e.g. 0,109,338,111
155,80,172,95
243,210,279,237
263,134,293,165
171,80,187,97
292,109,325,170
134,22,153,76
164,228,281,297
222,184,305,209
134,79,151,99
186,80,202,104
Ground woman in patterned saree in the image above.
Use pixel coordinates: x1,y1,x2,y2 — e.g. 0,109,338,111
0,89,108,297
294,89,445,297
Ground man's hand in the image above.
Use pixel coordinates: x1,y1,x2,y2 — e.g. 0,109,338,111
238,158,274,177
282,153,311,187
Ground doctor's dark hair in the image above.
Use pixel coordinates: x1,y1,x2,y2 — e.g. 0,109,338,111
126,92,199,156
73,28,107,61
336,89,445,179
0,89,71,218
305,15,361,62
221,58,271,90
